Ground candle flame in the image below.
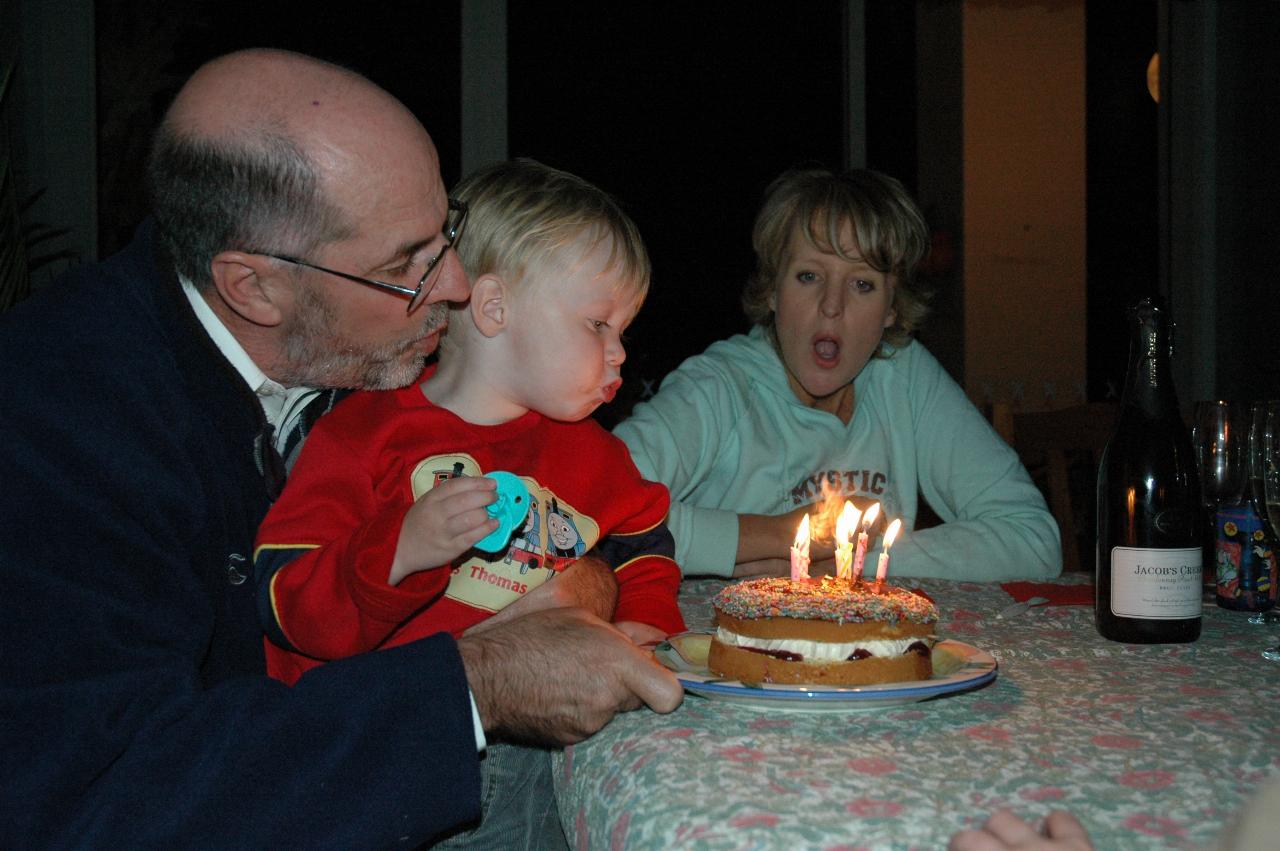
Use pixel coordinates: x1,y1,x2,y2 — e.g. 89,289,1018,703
883,518,903,548
834,501,860,545
806,480,845,541
862,502,881,529
794,513,811,548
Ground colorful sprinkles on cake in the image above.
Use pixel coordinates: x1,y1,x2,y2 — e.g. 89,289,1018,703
712,576,938,625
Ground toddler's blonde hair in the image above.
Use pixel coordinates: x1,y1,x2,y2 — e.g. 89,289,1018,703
452,158,650,305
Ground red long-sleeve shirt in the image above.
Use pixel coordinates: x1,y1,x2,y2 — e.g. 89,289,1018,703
255,375,684,685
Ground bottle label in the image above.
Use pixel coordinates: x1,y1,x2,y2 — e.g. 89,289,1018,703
1110,546,1202,619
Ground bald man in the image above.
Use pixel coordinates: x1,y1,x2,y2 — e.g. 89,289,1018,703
0,49,680,848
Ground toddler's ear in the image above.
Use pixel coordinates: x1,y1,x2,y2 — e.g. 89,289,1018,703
469,274,509,338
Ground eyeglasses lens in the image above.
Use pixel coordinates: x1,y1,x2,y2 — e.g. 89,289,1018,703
406,202,467,314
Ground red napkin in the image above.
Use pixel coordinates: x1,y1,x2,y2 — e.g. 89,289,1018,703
1001,581,1094,606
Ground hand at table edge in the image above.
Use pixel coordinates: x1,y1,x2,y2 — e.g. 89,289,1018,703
457,606,683,747
948,808,1094,851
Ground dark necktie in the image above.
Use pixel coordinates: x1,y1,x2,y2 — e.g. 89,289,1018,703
254,389,348,500
280,390,334,472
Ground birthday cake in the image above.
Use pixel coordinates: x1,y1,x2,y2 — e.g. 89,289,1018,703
707,576,939,686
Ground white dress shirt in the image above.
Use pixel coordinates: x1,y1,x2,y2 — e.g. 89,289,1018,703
179,278,320,452
179,278,486,751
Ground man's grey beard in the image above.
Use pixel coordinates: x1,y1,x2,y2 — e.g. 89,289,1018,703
276,286,448,390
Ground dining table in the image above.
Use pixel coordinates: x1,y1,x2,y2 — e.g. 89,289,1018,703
552,574,1279,850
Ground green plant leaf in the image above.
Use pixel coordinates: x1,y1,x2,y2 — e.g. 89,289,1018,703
1,61,77,311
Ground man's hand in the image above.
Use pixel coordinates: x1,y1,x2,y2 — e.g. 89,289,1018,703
388,476,498,585
457,607,683,746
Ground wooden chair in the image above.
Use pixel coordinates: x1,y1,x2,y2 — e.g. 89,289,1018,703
990,402,1119,572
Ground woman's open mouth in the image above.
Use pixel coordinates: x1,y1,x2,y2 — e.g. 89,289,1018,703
813,336,841,367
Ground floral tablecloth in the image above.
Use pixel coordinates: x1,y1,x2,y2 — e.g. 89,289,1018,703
552,577,1280,850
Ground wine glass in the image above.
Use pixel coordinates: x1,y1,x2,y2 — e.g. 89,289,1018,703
1249,401,1280,657
1248,401,1280,540
1193,400,1246,507
1191,401,1246,590
1245,402,1277,626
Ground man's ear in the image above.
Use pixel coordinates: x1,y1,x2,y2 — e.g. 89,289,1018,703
469,274,509,338
209,251,288,327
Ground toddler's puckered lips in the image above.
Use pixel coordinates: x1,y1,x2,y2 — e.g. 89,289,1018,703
812,335,841,367
602,379,622,403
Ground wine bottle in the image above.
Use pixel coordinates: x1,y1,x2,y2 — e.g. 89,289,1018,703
1096,296,1202,643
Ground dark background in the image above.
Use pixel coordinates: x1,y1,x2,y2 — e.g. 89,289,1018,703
94,0,946,424
89,0,1279,420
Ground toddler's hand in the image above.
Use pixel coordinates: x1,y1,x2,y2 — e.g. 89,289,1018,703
614,620,667,646
465,573,565,634
388,475,498,585
466,556,619,635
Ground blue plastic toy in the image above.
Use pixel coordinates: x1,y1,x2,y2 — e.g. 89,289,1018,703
474,471,531,553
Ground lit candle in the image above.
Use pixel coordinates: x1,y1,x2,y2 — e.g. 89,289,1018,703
790,514,811,581
834,502,860,582
874,518,904,588
851,502,881,583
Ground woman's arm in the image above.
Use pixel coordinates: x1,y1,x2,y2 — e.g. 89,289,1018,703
736,506,836,567
893,348,1062,580
615,362,745,576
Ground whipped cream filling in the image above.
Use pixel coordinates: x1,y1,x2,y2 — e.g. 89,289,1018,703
715,626,932,661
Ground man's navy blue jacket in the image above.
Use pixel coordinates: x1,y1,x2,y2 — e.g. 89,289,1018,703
0,223,481,848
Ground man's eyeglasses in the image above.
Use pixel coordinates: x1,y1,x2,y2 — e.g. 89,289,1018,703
265,198,468,314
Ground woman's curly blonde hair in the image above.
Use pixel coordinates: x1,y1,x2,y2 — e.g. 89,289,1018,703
742,167,931,353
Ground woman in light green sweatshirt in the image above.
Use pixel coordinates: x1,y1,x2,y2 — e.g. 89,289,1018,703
614,167,1060,581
